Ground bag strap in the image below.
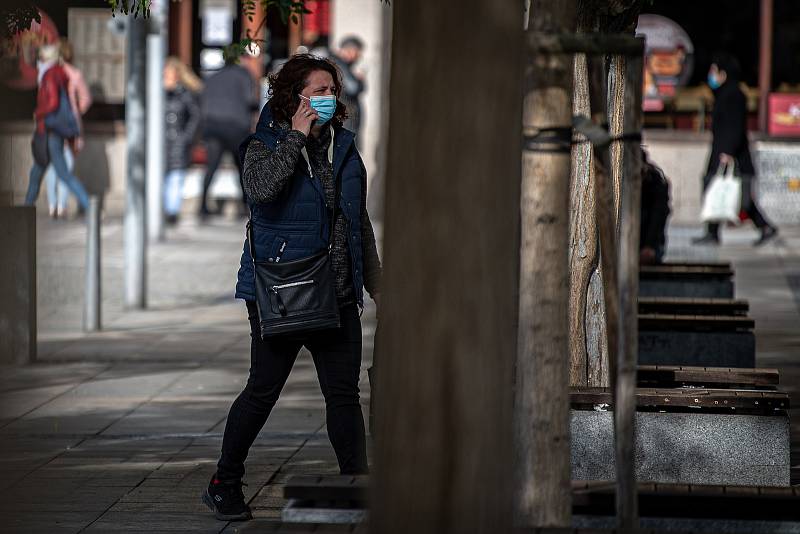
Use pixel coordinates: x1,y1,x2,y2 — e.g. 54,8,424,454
248,126,342,261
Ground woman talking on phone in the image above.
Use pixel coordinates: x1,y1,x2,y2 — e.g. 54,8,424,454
202,54,381,521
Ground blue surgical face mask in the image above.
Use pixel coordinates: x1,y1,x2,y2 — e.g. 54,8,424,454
707,72,722,90
299,94,337,124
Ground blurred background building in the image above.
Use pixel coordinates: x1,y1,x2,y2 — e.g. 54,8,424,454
639,0,800,225
0,0,391,218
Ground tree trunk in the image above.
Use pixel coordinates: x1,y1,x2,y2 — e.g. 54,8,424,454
607,55,626,230
569,5,608,388
587,55,620,393
514,0,577,526
369,1,522,532
568,52,611,388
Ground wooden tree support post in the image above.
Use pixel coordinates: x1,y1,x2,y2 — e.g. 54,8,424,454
615,46,645,530
515,1,577,527
531,30,645,530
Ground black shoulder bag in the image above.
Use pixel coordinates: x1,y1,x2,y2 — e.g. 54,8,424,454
248,139,341,338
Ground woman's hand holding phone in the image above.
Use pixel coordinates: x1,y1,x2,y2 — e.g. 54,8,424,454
292,97,319,136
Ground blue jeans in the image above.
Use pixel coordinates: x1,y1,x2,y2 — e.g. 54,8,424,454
164,168,186,216
25,133,89,210
45,144,74,212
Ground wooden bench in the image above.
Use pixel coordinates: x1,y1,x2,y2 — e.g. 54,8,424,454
570,387,788,413
638,297,748,316
637,365,779,389
640,264,734,299
570,387,790,486
638,313,755,368
572,480,800,521
282,476,368,524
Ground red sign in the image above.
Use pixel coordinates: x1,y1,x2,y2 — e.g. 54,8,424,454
636,14,695,112
769,93,800,137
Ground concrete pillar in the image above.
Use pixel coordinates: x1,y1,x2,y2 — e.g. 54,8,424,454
330,0,392,219
125,17,148,309
370,1,522,532
146,0,168,243
0,206,36,364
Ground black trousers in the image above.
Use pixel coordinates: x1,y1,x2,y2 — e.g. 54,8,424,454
703,173,772,237
201,123,249,213
216,301,368,481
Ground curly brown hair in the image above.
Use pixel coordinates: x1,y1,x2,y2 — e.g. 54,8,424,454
267,54,347,125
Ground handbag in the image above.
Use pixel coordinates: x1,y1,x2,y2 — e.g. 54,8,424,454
701,162,742,224
249,142,341,337
45,87,80,139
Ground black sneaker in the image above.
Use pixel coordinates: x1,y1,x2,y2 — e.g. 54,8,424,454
202,475,252,521
692,233,720,246
754,226,778,247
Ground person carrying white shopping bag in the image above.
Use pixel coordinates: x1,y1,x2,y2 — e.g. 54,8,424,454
693,53,777,246
701,162,742,224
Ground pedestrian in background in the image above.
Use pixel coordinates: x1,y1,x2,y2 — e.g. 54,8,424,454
43,39,92,218
202,54,381,522
163,57,202,225
331,36,365,138
640,148,671,265
693,53,778,246
25,44,90,211
198,56,259,219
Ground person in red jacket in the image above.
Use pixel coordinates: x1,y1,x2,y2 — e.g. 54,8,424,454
24,44,90,210
44,39,93,218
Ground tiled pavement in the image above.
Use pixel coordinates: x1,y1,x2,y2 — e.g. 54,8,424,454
666,223,800,485
1,215,798,532
2,215,375,533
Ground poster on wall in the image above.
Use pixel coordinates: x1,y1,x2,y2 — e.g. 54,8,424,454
636,14,695,112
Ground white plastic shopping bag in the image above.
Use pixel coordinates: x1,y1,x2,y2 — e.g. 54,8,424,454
701,163,742,224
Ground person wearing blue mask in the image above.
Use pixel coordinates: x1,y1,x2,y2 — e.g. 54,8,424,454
694,53,778,246
202,54,381,522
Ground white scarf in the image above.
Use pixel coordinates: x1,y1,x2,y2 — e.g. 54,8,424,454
37,59,57,85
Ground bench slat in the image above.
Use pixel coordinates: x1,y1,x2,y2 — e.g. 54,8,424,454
637,365,779,387
570,387,789,411
639,313,754,331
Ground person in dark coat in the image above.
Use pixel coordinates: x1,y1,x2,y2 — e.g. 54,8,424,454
163,57,202,224
331,36,366,138
640,148,671,265
201,55,381,522
693,53,778,246
199,57,259,218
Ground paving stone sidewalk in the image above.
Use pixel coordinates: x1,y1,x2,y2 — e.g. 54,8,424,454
1,216,798,533
1,215,377,533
